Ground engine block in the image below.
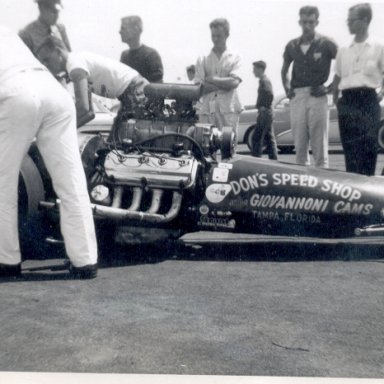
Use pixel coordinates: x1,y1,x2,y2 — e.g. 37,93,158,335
104,151,199,190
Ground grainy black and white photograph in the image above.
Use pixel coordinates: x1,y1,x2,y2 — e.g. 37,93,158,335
1,1,384,383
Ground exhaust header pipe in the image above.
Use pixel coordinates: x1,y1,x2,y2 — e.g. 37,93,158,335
40,191,183,224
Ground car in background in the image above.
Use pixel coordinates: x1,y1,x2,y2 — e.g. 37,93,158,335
238,94,291,148
274,95,340,154
240,94,384,154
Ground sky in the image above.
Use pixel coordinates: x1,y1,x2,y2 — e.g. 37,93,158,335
2,0,384,105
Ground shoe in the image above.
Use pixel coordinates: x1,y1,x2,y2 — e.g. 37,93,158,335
0,263,21,278
69,263,98,280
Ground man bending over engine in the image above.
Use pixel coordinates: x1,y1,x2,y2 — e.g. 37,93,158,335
36,36,148,128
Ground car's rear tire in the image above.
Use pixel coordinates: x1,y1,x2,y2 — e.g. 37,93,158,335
222,126,235,159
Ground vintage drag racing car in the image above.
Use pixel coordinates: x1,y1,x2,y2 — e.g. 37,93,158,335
18,83,384,255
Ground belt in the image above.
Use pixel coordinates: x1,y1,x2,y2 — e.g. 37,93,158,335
342,87,376,95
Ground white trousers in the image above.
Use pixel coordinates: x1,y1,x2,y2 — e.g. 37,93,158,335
290,87,329,167
0,70,97,267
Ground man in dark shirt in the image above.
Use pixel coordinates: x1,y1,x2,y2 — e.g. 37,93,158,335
119,15,163,83
281,5,337,168
19,0,71,58
251,60,278,160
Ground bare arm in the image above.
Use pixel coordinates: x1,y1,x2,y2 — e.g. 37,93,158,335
378,77,384,102
71,69,95,128
194,56,240,94
281,59,293,99
205,75,241,91
200,82,220,95
147,50,164,83
332,74,341,106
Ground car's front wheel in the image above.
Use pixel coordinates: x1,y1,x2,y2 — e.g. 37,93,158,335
244,124,256,152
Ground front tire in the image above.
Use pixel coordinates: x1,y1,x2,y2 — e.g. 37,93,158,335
19,154,45,218
244,124,256,152
19,155,60,260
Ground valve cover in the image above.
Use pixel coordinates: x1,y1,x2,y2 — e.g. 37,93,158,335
104,151,199,190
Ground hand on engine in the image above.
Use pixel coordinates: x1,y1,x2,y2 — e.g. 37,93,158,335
131,76,149,106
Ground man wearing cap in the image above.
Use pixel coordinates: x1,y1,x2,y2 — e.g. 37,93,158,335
19,0,71,58
0,26,97,279
119,15,163,83
251,60,278,160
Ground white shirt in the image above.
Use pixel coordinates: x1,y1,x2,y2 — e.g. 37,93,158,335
195,49,242,115
335,39,384,90
67,52,139,99
0,26,44,82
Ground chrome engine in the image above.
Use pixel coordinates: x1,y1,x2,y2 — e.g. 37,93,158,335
79,83,235,226
103,151,199,190
87,149,199,224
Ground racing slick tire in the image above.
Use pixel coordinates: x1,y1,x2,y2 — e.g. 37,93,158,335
222,126,236,159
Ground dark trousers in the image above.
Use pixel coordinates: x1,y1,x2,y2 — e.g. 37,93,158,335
252,108,278,160
337,88,380,176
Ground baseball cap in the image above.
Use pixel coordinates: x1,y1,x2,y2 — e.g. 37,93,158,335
35,0,63,11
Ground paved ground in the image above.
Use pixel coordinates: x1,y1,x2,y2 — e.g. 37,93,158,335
1,241,384,378
1,150,384,379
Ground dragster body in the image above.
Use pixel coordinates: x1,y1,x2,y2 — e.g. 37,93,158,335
19,83,384,250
